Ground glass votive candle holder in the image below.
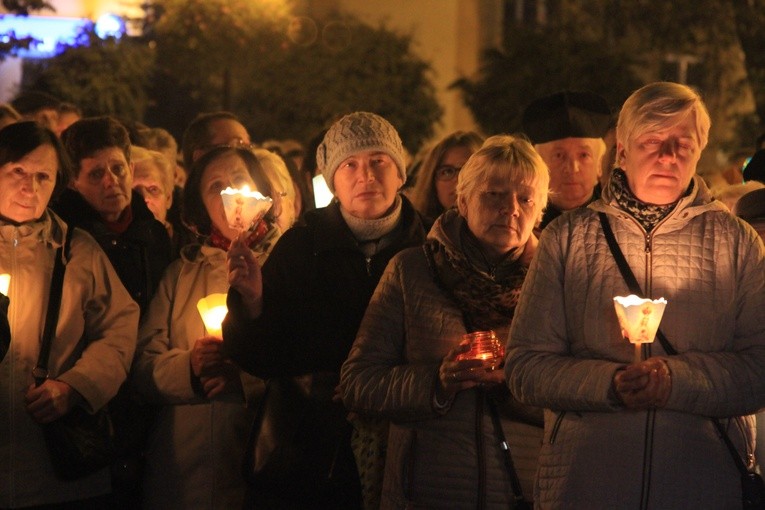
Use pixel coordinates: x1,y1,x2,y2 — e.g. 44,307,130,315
455,330,505,369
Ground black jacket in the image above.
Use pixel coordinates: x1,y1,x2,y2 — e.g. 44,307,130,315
223,196,426,378
51,189,173,315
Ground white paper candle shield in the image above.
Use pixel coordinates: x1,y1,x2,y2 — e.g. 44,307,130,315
220,185,273,231
0,274,9,296
613,295,667,344
197,293,228,337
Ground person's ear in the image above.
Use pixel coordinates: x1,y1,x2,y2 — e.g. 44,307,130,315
616,142,627,167
456,193,468,218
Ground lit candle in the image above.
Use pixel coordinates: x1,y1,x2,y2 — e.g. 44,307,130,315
220,185,273,232
613,295,667,363
455,330,505,369
312,174,334,208
196,293,228,338
0,274,9,296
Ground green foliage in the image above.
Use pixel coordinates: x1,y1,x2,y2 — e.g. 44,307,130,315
239,19,441,153
453,22,640,136
152,0,287,94
26,29,153,119
732,0,765,131
147,6,441,154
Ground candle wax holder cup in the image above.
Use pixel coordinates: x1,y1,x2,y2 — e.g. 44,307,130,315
455,330,505,370
220,186,273,232
196,293,228,338
613,295,667,362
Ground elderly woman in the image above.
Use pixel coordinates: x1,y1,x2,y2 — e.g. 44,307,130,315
223,112,426,508
408,131,484,229
132,146,280,510
340,135,549,509
0,122,139,508
54,116,173,315
505,81,765,509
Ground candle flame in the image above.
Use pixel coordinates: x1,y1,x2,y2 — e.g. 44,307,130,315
197,293,228,337
0,274,9,296
220,185,270,201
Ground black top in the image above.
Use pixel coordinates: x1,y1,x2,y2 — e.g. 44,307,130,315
51,189,173,315
223,196,426,379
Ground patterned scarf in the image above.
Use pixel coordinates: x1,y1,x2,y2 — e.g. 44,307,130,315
425,217,528,332
609,168,692,232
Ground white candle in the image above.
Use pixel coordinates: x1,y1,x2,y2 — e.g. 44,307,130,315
220,185,273,231
196,293,228,338
0,274,10,296
613,295,667,363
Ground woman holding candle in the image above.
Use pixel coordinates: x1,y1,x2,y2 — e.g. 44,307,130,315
223,112,426,509
339,135,549,509
0,121,139,508
505,82,765,508
132,146,280,509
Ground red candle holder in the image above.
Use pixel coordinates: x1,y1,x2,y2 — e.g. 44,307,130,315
455,330,505,369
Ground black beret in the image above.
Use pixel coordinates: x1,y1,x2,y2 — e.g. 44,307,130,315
522,90,611,144
732,187,765,220
743,149,765,185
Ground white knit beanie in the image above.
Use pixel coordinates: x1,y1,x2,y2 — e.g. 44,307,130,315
316,112,407,193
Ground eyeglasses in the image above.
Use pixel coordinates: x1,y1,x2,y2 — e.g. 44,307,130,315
200,138,258,153
434,165,462,182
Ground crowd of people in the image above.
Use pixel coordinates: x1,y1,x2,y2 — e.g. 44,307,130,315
0,80,764,510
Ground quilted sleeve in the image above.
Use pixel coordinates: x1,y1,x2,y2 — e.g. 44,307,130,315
340,251,445,422
505,220,624,412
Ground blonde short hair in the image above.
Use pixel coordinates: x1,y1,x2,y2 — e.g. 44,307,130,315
456,134,549,218
252,148,297,229
131,146,175,198
617,81,711,151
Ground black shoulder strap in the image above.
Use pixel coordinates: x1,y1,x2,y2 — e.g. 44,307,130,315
599,213,754,477
486,393,529,507
598,213,677,356
424,244,527,504
34,226,76,385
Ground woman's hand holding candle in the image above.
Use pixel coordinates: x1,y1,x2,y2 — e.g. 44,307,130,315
227,233,263,319
613,357,671,410
190,337,225,378
200,362,242,399
436,342,505,404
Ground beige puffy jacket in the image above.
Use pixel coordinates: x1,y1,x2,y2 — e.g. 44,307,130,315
0,210,139,507
342,211,541,509
134,244,267,510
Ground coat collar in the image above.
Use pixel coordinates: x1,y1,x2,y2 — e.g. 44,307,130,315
308,195,425,255
592,174,728,231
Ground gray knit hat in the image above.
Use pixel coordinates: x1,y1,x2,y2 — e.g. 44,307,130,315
316,112,407,193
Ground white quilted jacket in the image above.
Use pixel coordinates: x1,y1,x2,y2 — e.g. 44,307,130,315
505,175,765,509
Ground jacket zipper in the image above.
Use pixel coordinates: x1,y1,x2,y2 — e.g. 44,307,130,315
476,391,486,510
365,257,372,276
